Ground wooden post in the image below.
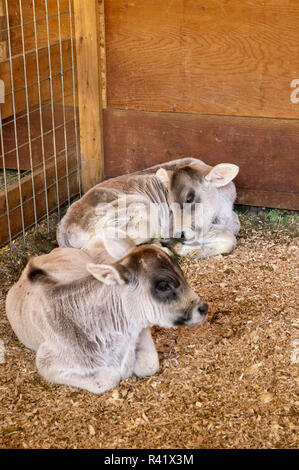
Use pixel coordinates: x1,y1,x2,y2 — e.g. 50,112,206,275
73,0,104,193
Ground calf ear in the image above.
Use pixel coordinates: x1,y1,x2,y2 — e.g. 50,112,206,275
205,163,239,187
103,231,136,260
87,263,127,286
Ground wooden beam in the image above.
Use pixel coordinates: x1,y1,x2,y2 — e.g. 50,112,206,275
73,0,104,193
0,153,79,247
103,108,299,210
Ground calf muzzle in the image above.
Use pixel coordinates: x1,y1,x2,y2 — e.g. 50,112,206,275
174,300,208,327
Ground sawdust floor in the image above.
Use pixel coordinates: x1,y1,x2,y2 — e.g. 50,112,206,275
0,211,298,449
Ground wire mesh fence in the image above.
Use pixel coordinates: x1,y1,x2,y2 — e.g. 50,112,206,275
0,0,81,249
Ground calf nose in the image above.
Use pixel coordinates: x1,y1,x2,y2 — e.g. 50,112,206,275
198,301,208,315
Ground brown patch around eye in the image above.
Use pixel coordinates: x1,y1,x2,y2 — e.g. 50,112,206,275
151,276,179,303
170,166,203,206
185,190,195,203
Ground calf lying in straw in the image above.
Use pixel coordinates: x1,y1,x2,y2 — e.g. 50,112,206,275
57,157,240,258
6,235,208,394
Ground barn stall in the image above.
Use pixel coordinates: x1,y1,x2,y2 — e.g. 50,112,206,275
0,0,298,449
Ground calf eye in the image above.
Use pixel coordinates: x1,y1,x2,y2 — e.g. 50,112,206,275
185,191,195,204
155,280,172,292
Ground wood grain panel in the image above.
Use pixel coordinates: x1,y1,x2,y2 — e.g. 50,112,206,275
1,40,74,119
0,152,79,246
2,67,74,120
1,0,71,58
105,0,299,119
0,40,73,119
0,0,75,120
103,108,299,210
0,0,7,62
2,0,70,29
8,13,71,58
1,40,74,94
0,105,77,170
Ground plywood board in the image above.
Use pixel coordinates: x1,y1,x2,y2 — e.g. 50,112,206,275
0,0,7,62
5,0,71,29
103,108,299,210
0,152,79,246
1,65,74,120
105,0,299,119
0,1,74,119
1,40,74,95
1,0,71,55
0,105,78,170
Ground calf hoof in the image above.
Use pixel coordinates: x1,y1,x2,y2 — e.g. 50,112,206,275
133,355,159,378
217,227,236,254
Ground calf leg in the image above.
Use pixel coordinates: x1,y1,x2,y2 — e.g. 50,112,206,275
36,343,121,394
215,210,240,235
172,224,236,258
133,327,159,377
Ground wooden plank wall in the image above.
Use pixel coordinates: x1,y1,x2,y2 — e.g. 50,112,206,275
103,109,299,210
105,0,299,119
0,0,80,246
0,152,79,246
103,0,299,209
0,0,74,120
0,0,7,62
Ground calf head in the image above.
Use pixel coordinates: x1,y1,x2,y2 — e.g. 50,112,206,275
87,234,208,329
156,161,239,240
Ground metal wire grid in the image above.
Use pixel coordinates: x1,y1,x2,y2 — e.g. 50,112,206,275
0,0,81,249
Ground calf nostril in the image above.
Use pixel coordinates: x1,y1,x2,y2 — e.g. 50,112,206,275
180,231,185,240
198,302,208,315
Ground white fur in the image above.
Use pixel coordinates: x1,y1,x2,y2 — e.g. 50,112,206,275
57,158,240,259
6,240,206,394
